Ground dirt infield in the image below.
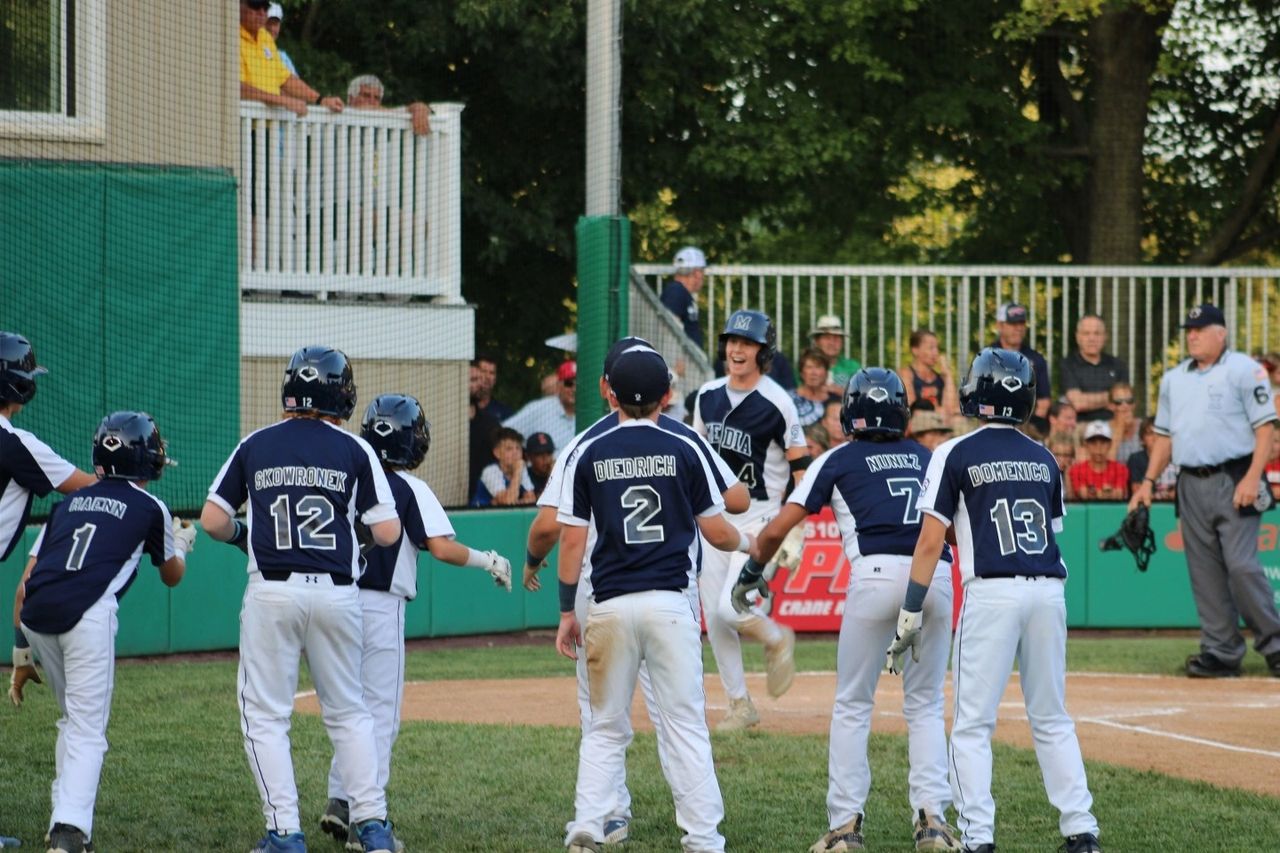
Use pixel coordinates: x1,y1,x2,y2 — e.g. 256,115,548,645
299,671,1280,798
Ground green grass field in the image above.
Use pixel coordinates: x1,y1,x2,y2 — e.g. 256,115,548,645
1,635,1277,852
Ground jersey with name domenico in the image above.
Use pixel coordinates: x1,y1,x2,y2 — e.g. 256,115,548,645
694,375,805,516
559,419,724,603
359,470,455,599
207,418,398,579
0,414,75,561
22,479,176,635
918,424,1066,582
791,438,953,563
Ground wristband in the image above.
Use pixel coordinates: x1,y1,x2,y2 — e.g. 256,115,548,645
464,547,490,569
736,530,752,553
526,549,544,568
1143,477,1156,486
903,579,929,613
228,519,248,547
14,626,28,649
558,580,578,613
739,557,766,583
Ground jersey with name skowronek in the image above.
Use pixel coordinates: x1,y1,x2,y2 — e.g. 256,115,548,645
791,438,953,563
22,479,174,635
695,376,805,505
918,424,1066,581
559,419,723,603
0,416,75,562
207,418,397,578
359,469,455,599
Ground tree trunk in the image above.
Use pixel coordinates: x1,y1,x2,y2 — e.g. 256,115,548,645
1084,7,1167,265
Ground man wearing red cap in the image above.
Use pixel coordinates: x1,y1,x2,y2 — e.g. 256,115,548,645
504,361,578,455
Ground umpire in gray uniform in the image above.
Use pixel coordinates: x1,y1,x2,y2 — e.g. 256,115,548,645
1130,304,1280,678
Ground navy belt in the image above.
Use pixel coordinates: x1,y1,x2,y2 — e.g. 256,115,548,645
1181,455,1251,478
260,569,353,586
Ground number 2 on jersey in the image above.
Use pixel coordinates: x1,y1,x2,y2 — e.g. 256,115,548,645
989,498,1048,555
621,485,665,544
268,494,337,550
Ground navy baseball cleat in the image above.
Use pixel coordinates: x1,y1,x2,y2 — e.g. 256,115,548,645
47,824,90,853
1061,833,1102,853
603,816,630,844
320,798,350,841
1184,653,1241,678
249,831,306,853
963,846,996,853
353,819,400,853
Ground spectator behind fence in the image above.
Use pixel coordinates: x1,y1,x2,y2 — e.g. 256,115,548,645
803,422,831,458
264,4,296,75
900,329,959,419
821,398,847,447
1048,400,1079,457
1068,421,1129,501
472,352,513,422
524,431,556,498
1047,432,1078,486
239,0,342,117
1059,314,1129,422
471,427,536,507
347,74,431,136
992,302,1051,418
789,349,832,427
907,409,953,452
1107,382,1141,462
809,315,861,396
1126,418,1176,502
503,360,577,454
660,246,706,347
1260,352,1280,419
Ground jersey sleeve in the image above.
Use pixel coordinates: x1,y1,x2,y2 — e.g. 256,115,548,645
28,523,46,558
537,436,578,508
788,447,837,514
143,500,175,567
1051,466,1067,532
780,394,807,451
557,446,591,527
917,441,959,524
686,440,724,517
1152,371,1175,436
1238,358,1279,428
206,444,249,516
692,388,708,435
406,478,454,545
353,440,399,525
4,429,76,498
684,427,734,493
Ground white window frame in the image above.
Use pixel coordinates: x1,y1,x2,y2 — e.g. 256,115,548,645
0,0,106,142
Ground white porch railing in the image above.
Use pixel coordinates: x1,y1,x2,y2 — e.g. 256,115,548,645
238,101,464,302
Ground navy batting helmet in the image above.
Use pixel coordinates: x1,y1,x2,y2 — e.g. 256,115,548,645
960,347,1036,424
361,394,430,469
0,332,48,405
718,309,776,372
841,368,909,438
282,346,357,420
93,411,168,481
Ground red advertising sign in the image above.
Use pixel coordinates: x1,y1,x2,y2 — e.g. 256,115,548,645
768,508,963,632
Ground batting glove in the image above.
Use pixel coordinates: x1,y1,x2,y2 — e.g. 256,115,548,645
9,645,42,707
775,525,805,570
172,517,197,558
885,608,923,675
730,557,770,615
484,551,513,592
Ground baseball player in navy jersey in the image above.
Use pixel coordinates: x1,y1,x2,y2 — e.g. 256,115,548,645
734,369,960,852
200,346,403,853
694,309,807,730
525,337,747,846
13,412,192,853
887,348,1102,853
556,347,750,853
319,393,512,847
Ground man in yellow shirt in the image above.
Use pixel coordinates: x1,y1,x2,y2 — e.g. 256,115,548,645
239,0,342,117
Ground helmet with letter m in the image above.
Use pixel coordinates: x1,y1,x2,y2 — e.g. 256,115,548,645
93,411,169,481
361,393,430,469
281,345,358,420
959,347,1036,425
841,367,909,439
718,309,776,372
0,331,48,405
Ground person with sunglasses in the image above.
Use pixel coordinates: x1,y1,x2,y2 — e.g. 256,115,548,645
239,0,343,118
503,361,578,457
1106,382,1142,462
1059,314,1129,423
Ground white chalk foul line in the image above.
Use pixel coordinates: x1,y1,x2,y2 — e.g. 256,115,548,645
1079,716,1280,759
295,689,316,700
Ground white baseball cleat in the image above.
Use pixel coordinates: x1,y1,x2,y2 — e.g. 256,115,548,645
810,815,864,852
715,695,760,731
913,809,962,850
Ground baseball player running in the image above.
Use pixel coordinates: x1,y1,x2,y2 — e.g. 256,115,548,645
694,309,808,729
733,368,960,852
319,393,512,848
556,347,750,853
525,337,747,846
201,346,403,853
14,412,192,853
887,348,1102,853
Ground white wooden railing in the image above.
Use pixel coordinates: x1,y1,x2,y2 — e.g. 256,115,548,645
238,101,464,302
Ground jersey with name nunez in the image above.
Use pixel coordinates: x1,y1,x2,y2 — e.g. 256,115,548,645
359,469,455,599
207,418,398,579
791,438,952,564
558,419,724,603
22,479,176,635
695,375,805,517
0,415,75,562
918,424,1066,582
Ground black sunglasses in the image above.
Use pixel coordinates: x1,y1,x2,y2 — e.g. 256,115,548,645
1111,397,1135,405
246,0,270,9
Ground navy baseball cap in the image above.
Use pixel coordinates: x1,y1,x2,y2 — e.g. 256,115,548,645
996,302,1028,324
525,431,555,455
603,336,656,378
1181,303,1225,329
609,349,670,405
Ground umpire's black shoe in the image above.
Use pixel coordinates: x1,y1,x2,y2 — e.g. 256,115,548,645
963,846,995,852
1266,651,1280,677
1184,653,1241,678
1061,832,1103,853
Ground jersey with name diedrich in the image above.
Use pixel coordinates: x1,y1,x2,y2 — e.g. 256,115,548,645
207,418,398,579
22,479,176,634
694,375,805,514
0,414,75,561
558,419,724,603
359,470,454,599
791,438,953,564
1153,350,1279,467
918,424,1066,582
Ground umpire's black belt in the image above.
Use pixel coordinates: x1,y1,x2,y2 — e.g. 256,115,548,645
1180,454,1252,478
260,569,353,586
